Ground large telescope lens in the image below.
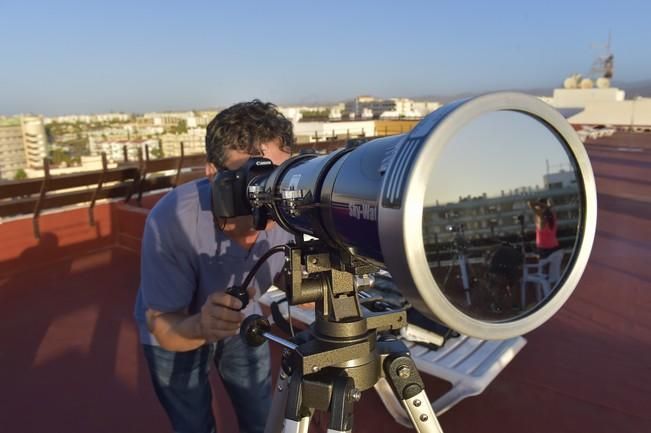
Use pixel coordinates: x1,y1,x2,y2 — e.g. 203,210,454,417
423,111,579,319
250,92,596,340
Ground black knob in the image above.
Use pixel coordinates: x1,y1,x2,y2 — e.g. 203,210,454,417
241,314,271,346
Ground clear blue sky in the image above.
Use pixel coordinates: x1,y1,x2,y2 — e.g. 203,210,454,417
1,0,649,116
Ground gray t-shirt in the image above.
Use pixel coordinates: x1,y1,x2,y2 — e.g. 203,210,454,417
134,178,294,345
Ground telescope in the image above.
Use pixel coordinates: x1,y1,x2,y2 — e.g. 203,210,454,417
214,92,597,432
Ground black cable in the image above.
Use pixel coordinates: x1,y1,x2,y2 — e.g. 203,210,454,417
240,243,298,336
241,244,290,291
287,297,295,337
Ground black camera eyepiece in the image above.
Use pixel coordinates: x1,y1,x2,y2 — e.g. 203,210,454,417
212,157,275,219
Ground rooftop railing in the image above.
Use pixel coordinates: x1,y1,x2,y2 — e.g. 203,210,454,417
0,138,355,238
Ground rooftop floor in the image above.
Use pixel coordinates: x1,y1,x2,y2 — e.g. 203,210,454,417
1,132,650,433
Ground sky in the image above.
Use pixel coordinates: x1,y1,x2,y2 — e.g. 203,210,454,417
426,110,574,205
1,0,650,116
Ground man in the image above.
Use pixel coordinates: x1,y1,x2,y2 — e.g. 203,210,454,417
134,100,295,433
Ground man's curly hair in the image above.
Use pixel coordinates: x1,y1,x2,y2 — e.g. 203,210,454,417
205,100,294,169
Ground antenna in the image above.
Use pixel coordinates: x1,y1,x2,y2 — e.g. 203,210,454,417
591,32,614,80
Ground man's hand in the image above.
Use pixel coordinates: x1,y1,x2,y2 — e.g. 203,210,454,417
199,292,247,342
145,287,258,351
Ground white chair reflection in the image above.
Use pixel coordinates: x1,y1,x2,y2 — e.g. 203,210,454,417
520,249,564,308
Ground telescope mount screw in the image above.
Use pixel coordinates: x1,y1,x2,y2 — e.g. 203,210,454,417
397,365,411,379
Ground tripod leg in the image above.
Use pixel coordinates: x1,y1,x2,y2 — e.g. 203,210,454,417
383,354,444,433
265,369,290,433
373,377,412,428
282,370,312,433
283,418,311,433
459,254,471,305
326,376,355,433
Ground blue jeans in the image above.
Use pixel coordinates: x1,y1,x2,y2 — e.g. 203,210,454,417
142,337,272,433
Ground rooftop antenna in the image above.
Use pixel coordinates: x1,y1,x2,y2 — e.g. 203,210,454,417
591,32,614,80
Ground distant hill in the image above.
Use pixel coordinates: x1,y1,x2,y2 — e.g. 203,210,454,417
280,80,651,108
415,80,651,103
617,79,651,98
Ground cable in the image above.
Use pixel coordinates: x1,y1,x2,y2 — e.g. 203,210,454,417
286,297,295,337
241,243,300,338
241,244,290,290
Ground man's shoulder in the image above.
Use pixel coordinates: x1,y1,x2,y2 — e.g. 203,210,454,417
267,224,295,245
149,178,210,224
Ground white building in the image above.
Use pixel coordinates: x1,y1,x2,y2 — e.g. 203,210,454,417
91,139,159,162
279,105,335,123
545,83,651,130
293,120,376,143
21,116,48,169
345,96,395,119
161,128,207,157
345,96,440,119
45,112,131,124
142,111,204,129
544,170,577,190
0,117,27,180
568,98,651,131
550,87,626,108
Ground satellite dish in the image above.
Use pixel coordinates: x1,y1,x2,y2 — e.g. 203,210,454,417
580,78,593,89
564,77,577,89
596,77,610,89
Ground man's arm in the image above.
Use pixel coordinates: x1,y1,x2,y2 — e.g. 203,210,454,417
146,290,249,352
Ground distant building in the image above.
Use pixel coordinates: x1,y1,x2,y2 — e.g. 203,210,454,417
292,120,376,144
423,170,580,266
0,117,27,180
279,105,335,123
345,96,396,119
22,116,49,169
345,96,441,119
545,81,651,131
142,111,212,130
0,116,48,180
44,112,131,124
544,170,577,190
91,139,159,162
160,128,207,157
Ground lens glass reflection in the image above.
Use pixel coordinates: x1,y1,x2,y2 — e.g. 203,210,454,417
423,111,581,321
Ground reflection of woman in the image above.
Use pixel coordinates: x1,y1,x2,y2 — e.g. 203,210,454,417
528,198,560,258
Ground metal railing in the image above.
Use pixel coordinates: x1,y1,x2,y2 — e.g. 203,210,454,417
0,142,207,238
0,138,359,238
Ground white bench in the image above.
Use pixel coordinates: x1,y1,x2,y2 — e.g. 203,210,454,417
258,287,526,426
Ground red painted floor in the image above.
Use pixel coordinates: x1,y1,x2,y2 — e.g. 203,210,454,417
1,133,650,433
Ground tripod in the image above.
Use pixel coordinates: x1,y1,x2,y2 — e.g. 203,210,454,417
443,227,472,306
241,242,443,433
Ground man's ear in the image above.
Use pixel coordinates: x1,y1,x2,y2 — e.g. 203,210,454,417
205,163,217,179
